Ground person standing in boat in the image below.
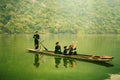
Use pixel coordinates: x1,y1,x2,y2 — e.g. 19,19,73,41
33,31,40,49
55,42,62,54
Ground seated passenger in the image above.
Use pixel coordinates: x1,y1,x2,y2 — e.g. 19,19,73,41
73,48,77,55
54,42,62,54
63,46,69,55
69,45,77,55
69,45,74,55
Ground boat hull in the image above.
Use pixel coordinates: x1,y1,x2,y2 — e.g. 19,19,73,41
28,49,113,62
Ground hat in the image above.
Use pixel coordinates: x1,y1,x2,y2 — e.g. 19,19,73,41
64,46,67,49
35,31,38,33
56,42,59,45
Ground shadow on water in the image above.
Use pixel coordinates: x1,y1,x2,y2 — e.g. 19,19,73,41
31,53,114,68
76,59,114,67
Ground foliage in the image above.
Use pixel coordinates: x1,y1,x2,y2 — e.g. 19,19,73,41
0,0,120,34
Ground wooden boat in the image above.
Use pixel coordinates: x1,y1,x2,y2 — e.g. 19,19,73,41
28,49,114,62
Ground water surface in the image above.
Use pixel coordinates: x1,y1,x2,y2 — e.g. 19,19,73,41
0,34,120,80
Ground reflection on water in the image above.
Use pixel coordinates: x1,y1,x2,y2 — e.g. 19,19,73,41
33,53,44,68
32,53,114,68
54,57,62,68
63,58,76,68
54,57,76,68
33,53,77,68
33,54,40,68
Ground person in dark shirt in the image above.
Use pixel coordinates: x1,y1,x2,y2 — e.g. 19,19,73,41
33,31,40,49
68,45,77,55
68,45,73,55
73,48,77,55
55,42,62,54
63,46,69,55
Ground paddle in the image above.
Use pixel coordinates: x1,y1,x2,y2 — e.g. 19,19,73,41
39,40,48,51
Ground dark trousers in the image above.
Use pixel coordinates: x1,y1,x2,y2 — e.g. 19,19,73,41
34,40,39,49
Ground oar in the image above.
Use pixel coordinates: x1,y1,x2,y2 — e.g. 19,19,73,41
39,40,44,43
39,40,48,51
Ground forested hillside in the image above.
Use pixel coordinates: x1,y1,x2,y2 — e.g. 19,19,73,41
0,0,120,34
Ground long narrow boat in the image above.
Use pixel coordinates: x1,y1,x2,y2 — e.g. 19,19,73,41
28,49,114,63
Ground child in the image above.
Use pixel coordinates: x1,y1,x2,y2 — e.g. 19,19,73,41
63,46,68,55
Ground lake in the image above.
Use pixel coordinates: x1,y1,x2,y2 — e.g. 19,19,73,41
0,34,120,80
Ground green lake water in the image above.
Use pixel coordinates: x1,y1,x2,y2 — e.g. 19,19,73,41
0,34,120,80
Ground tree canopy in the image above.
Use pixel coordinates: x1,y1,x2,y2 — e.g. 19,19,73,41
0,0,120,34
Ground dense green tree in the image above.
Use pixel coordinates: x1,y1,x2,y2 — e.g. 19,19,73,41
0,0,120,34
